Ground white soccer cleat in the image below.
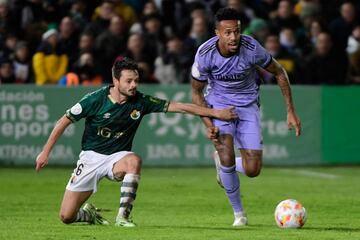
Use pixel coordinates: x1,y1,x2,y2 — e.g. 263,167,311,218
232,212,248,227
213,151,224,188
115,216,136,227
83,203,110,225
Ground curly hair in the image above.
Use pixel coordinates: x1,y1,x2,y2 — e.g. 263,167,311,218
215,7,241,25
112,56,139,80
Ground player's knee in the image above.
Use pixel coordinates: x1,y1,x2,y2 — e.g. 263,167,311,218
127,154,142,172
245,168,261,178
59,212,75,224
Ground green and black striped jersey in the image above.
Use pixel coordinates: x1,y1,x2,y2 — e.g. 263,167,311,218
66,85,169,155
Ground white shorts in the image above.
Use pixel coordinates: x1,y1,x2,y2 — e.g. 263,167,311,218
66,150,133,193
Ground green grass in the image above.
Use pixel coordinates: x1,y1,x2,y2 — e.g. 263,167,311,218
1,167,360,240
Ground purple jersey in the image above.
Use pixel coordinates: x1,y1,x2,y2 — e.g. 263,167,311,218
191,35,272,107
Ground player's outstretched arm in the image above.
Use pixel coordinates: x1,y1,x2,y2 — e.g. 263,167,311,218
191,79,215,127
265,58,301,136
167,101,237,121
35,115,72,172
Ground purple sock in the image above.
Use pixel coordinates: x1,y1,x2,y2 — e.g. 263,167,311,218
219,165,243,213
235,157,245,173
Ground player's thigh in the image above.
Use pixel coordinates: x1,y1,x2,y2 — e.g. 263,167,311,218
111,153,142,180
239,149,263,177
59,189,92,222
213,134,236,166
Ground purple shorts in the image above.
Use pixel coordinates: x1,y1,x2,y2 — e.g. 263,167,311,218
208,100,262,150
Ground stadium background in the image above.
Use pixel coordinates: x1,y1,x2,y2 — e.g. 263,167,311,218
0,0,359,166
1,2,360,239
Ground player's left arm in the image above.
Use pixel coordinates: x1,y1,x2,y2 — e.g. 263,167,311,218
264,58,301,136
167,102,237,121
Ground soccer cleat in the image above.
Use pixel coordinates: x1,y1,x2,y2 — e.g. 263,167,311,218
232,211,248,227
83,203,110,225
213,151,224,188
115,216,136,227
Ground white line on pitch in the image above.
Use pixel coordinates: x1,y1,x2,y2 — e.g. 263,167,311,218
280,169,339,179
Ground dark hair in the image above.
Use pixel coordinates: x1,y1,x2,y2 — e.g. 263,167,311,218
215,8,241,24
112,57,138,80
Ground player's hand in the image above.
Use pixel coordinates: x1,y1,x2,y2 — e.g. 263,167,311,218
207,126,219,142
287,111,301,136
35,151,49,172
215,106,238,121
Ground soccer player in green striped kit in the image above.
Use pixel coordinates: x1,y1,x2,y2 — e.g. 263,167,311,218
35,57,237,227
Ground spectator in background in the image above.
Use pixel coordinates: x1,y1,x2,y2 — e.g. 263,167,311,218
0,33,17,60
300,18,327,56
346,25,360,55
155,37,189,84
329,1,359,54
183,15,211,60
279,27,302,57
348,47,360,84
96,15,128,83
248,0,277,20
59,51,103,86
304,32,348,85
347,25,360,84
0,58,14,84
141,13,165,70
0,0,19,44
92,0,137,31
122,33,155,83
32,29,68,85
243,18,269,45
78,31,96,55
270,0,302,33
68,0,88,32
58,16,79,68
13,41,32,84
86,0,115,37
263,33,303,84
226,0,255,30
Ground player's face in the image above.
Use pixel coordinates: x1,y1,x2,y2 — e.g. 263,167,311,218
216,20,241,55
114,69,139,97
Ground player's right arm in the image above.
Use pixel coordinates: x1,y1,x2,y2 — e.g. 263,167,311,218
35,115,72,172
191,79,219,140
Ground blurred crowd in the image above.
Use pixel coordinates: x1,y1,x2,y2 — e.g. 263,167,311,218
0,0,360,85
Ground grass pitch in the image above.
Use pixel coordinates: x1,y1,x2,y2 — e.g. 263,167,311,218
0,167,359,240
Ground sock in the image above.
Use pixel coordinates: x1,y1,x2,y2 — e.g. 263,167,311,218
219,165,243,213
235,156,245,173
75,208,93,222
117,173,140,219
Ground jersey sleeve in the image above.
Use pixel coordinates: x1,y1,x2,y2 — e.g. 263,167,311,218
65,92,99,122
253,39,272,69
191,50,209,81
141,94,170,115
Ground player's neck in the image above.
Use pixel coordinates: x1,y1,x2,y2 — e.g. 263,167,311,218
216,41,236,58
109,87,128,104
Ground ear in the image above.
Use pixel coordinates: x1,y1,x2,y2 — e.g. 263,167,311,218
215,28,220,37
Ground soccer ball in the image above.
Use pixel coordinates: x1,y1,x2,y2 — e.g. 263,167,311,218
274,199,307,228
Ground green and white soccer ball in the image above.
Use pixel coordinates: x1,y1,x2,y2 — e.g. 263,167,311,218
274,199,307,228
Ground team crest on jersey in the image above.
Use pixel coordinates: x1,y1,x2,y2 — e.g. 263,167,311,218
103,113,111,119
130,109,141,120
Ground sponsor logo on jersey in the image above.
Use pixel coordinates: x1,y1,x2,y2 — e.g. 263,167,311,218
103,113,111,118
130,109,141,120
70,103,82,115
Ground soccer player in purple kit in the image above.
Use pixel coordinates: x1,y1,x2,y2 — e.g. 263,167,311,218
191,8,301,227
